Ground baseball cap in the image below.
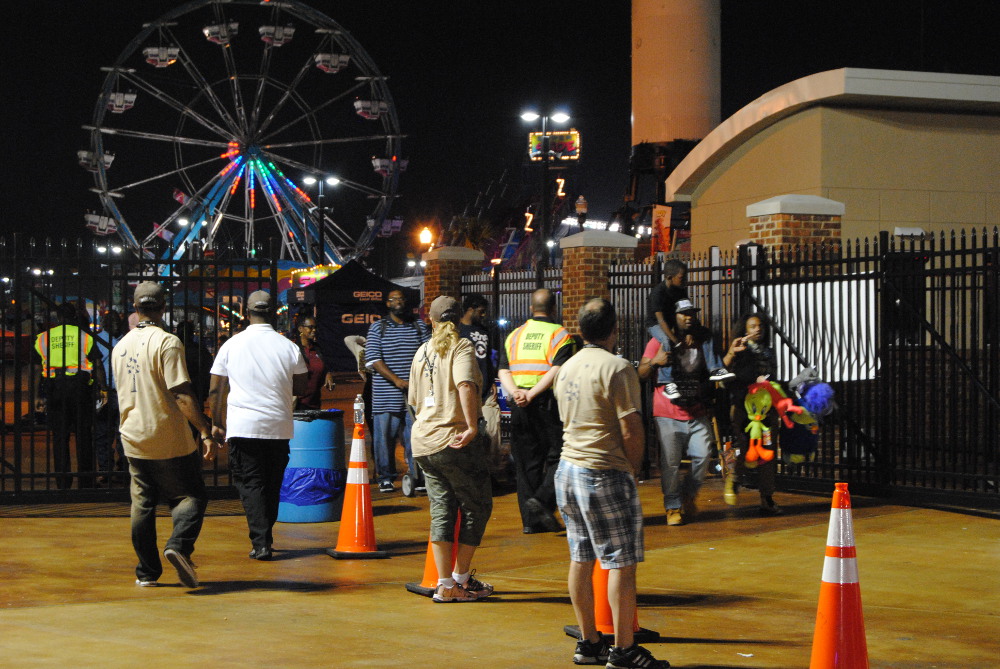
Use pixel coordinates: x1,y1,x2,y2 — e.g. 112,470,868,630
428,295,460,323
247,290,274,313
674,298,700,314
134,282,165,308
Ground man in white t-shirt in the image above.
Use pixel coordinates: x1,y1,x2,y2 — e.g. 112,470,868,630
114,282,220,589
209,291,308,560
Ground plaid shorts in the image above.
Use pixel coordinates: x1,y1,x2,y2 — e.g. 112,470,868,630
555,461,644,568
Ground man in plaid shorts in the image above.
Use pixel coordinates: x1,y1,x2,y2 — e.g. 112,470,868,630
553,298,669,669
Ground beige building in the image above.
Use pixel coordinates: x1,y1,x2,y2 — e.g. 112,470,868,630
663,68,1000,253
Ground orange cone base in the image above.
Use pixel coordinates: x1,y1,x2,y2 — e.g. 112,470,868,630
325,546,389,560
562,625,660,645
404,582,435,597
810,582,868,668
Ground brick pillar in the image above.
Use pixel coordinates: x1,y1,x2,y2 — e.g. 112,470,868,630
559,230,638,334
421,246,485,315
746,194,843,249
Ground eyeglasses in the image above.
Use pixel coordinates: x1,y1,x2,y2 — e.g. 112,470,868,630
387,297,404,304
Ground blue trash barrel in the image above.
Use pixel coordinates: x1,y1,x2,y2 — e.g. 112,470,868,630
278,409,346,523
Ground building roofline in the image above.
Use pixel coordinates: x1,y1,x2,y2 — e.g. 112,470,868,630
664,68,1000,202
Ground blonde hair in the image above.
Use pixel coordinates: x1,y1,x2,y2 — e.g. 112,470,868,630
430,319,459,357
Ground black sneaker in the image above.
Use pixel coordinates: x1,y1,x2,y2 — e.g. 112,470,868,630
573,635,610,665
662,383,680,400
606,644,670,668
378,480,394,493
709,367,735,382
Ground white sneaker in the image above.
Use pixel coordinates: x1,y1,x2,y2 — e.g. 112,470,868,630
135,578,159,587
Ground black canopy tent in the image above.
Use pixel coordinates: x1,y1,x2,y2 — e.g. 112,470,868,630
305,261,421,372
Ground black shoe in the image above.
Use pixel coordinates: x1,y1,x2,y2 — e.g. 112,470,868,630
606,644,670,668
574,635,610,665
249,546,273,560
525,497,563,532
759,496,784,516
378,480,395,493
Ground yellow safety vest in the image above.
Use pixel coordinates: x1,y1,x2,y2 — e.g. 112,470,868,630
34,324,94,378
505,319,573,389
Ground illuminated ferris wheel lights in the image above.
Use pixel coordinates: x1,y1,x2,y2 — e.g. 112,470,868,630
178,218,190,227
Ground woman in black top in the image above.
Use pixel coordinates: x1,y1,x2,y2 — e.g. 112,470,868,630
722,312,782,515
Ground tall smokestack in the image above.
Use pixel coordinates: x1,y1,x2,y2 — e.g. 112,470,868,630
631,0,721,145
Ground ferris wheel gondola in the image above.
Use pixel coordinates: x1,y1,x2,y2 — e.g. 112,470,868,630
83,0,403,269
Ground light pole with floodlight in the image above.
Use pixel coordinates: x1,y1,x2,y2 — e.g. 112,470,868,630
302,174,340,265
521,110,569,288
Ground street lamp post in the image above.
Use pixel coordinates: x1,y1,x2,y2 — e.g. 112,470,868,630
302,175,340,265
575,195,588,233
521,110,569,288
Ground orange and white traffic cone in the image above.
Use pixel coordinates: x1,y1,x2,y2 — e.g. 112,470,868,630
810,482,868,668
326,395,388,559
563,563,659,644
404,512,462,597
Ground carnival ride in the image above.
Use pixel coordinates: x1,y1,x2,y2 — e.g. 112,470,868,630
82,0,403,269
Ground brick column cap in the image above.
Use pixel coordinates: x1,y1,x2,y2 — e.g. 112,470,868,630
559,230,639,250
746,194,845,218
423,246,485,262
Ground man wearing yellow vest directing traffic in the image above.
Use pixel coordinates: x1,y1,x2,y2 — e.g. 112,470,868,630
34,302,106,489
498,288,577,533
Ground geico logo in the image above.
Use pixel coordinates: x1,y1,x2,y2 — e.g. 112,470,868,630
342,314,382,324
353,291,383,300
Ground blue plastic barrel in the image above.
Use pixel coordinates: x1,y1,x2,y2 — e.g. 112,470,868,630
278,409,346,523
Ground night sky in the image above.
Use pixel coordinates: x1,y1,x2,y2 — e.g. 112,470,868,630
1,1,997,270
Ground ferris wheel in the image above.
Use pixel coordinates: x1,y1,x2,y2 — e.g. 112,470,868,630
83,0,403,267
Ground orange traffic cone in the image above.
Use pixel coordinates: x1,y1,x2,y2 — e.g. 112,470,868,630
810,482,868,668
563,563,659,644
404,512,462,597
326,396,389,559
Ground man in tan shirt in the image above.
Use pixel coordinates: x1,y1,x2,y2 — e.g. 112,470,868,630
553,298,669,669
114,282,219,588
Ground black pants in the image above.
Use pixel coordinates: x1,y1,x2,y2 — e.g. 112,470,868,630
48,375,94,489
509,390,563,525
229,438,290,550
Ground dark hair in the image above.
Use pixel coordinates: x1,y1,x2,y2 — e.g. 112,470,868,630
462,293,488,312
578,298,616,342
733,312,770,339
663,259,687,279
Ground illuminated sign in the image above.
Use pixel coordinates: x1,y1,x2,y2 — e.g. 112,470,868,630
291,263,338,289
528,130,581,162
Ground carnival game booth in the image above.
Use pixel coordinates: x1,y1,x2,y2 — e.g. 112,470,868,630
300,261,420,372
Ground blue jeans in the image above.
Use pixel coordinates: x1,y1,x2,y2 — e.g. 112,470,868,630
648,325,727,385
372,411,414,484
128,449,208,582
654,415,713,510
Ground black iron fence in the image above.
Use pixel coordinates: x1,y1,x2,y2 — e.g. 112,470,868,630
466,228,999,507
1,236,276,501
